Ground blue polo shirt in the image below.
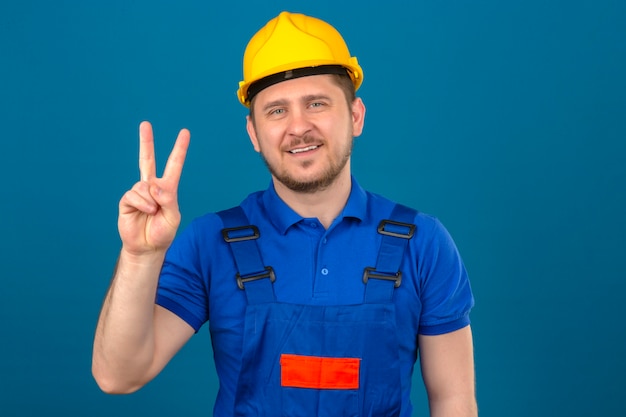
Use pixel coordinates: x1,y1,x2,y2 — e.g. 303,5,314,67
156,177,473,415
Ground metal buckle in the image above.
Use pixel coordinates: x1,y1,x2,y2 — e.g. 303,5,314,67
377,220,415,239
222,225,260,243
237,266,275,290
362,267,402,288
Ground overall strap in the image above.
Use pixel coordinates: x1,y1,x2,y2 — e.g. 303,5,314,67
217,206,276,304
364,203,417,303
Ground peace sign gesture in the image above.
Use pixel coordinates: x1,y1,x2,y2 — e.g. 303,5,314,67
118,121,190,256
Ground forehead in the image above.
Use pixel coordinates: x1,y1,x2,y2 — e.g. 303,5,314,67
253,74,342,105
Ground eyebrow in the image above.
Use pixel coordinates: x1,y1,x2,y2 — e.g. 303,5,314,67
261,94,333,113
262,99,288,113
302,94,332,104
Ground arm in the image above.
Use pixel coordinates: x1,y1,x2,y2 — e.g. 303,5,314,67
419,325,477,417
92,121,193,394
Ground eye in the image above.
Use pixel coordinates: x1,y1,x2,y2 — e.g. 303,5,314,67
308,101,327,110
266,107,286,118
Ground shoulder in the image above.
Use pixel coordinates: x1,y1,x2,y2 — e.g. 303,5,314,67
363,192,461,264
364,190,442,233
184,190,267,233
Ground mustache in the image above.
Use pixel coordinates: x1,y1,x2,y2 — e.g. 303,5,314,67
288,134,321,148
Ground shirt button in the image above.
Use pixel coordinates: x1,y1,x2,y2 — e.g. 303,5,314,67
321,268,329,276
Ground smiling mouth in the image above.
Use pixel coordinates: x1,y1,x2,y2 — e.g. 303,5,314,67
289,145,319,154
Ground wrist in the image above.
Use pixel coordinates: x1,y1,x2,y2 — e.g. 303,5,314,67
119,247,167,267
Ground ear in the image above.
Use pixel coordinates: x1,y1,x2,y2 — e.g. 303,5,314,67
246,115,261,153
351,97,366,137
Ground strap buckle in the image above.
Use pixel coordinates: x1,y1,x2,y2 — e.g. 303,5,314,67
237,266,276,290
377,220,415,239
362,267,402,288
222,225,260,242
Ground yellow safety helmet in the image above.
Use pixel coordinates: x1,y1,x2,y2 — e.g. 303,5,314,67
237,11,363,107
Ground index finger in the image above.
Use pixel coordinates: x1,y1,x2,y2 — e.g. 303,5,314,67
139,121,156,182
162,128,190,188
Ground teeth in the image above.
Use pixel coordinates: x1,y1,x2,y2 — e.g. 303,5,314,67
290,145,318,154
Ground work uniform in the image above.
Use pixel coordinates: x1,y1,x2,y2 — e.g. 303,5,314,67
157,177,474,416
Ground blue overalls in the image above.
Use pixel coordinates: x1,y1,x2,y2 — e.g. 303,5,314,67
218,204,417,417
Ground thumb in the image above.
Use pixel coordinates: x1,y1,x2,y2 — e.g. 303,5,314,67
150,184,179,215
150,184,164,199
150,185,181,233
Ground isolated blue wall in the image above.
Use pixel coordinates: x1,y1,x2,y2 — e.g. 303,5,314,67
1,1,625,416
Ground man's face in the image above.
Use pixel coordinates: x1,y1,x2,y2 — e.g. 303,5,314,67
246,74,365,194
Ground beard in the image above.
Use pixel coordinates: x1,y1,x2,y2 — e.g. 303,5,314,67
259,135,354,194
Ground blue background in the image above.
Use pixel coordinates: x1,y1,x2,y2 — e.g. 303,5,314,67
1,1,625,416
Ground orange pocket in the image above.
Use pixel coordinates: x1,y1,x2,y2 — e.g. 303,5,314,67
280,354,360,390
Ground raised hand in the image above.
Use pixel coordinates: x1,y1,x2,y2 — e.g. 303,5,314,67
118,121,190,256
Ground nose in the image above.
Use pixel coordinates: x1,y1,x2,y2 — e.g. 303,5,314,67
286,107,313,138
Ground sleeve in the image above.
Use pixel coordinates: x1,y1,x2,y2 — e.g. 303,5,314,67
156,217,211,333
417,216,474,336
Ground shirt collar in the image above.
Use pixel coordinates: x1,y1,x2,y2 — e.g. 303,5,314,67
262,175,368,234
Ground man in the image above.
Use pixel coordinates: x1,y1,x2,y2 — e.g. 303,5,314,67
92,11,477,417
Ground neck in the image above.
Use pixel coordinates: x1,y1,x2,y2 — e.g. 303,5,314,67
273,170,352,229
